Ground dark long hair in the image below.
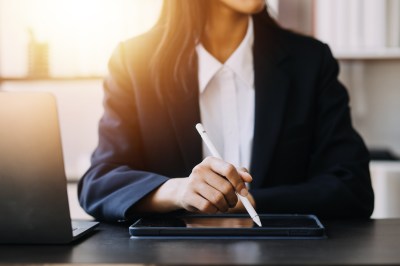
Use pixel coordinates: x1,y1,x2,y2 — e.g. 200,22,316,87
150,0,276,98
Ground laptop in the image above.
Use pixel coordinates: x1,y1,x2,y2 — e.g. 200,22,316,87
0,92,98,244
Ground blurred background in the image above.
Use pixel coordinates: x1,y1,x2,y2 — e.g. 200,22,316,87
0,0,399,219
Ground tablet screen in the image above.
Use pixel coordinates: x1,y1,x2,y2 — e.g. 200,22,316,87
185,216,320,228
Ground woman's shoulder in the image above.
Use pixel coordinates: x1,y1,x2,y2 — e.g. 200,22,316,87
111,26,164,64
263,24,336,69
254,14,332,61
278,27,329,55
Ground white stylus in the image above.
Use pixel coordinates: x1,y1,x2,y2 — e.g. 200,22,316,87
195,123,262,227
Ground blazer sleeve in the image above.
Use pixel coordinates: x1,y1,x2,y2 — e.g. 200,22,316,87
78,43,169,222
251,44,374,218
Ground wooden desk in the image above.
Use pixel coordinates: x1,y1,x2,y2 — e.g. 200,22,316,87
1,219,399,265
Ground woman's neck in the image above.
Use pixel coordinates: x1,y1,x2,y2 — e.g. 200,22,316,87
202,4,249,63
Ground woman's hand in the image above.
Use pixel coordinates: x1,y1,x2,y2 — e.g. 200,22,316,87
174,157,253,214
132,157,253,214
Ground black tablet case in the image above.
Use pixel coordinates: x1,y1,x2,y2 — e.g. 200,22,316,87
129,214,326,239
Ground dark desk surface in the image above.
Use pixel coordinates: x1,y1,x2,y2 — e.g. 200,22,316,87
1,218,400,265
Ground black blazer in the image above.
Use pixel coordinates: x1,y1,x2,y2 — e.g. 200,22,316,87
78,14,374,222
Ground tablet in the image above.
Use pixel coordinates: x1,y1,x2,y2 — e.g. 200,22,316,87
129,214,326,239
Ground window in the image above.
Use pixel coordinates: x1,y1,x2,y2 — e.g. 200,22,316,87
0,0,162,78
0,0,162,180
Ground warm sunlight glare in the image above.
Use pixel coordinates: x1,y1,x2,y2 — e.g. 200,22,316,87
0,0,162,76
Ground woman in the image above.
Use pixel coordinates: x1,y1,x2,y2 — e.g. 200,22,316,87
78,0,374,222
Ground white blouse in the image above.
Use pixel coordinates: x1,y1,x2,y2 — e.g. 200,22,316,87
196,17,255,170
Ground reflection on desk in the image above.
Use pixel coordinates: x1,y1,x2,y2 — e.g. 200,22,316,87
1,219,400,265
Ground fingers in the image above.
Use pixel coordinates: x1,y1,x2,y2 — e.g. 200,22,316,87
177,157,254,214
196,182,230,212
190,164,234,212
178,177,225,214
204,157,250,196
227,191,256,214
238,167,253,183
200,170,238,208
238,167,249,173
186,193,219,214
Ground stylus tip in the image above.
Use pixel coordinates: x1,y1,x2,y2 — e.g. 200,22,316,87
253,216,262,227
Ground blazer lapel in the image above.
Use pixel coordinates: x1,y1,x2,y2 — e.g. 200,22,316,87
250,15,292,188
163,66,202,175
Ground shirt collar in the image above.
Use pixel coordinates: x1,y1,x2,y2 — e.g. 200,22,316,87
196,17,254,94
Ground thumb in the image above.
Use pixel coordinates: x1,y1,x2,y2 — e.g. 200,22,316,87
237,167,252,183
